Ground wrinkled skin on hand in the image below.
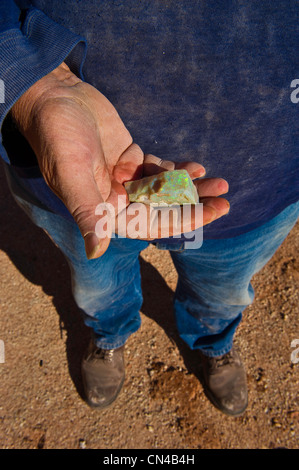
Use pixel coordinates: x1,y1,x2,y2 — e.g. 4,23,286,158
11,63,230,259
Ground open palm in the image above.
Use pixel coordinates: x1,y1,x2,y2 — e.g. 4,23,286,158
12,63,229,258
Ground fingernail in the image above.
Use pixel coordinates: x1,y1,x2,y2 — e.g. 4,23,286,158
218,179,229,194
84,232,101,260
195,167,206,178
224,200,230,214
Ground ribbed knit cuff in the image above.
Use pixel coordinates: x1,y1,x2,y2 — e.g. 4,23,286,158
0,7,87,164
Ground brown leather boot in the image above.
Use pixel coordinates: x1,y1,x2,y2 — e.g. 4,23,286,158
201,346,248,416
81,340,125,409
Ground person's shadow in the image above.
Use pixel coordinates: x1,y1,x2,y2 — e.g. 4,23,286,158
0,164,202,402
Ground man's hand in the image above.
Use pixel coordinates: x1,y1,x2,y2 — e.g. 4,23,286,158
11,62,229,258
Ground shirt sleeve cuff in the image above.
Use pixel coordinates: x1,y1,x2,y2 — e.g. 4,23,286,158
0,6,87,164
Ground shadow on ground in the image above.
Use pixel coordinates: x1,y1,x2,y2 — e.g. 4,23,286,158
0,163,203,403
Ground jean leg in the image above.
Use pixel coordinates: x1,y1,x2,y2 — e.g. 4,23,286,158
11,193,149,349
170,201,299,356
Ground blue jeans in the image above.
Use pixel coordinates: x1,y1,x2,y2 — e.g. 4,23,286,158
6,167,299,357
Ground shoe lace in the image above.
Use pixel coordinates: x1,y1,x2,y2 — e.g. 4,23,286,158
94,348,115,361
213,350,236,369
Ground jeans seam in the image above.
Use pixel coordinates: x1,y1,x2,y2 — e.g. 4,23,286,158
200,343,233,358
94,338,128,350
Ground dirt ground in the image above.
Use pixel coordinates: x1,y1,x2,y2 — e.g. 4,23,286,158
0,163,298,450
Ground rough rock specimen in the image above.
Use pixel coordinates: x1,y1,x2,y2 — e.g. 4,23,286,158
124,169,199,205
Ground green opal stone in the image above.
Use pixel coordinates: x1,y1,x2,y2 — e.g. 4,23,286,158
124,169,199,205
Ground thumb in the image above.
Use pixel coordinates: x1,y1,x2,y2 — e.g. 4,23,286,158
74,192,113,260
73,195,113,260
48,164,113,260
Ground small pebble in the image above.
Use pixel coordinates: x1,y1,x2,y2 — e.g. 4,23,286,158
271,418,282,428
79,439,86,449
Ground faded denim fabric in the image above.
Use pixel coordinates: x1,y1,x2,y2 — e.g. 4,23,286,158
6,160,299,356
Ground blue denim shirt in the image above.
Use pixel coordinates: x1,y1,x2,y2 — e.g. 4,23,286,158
0,0,298,239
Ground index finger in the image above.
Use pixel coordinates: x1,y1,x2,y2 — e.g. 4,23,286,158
143,154,206,179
